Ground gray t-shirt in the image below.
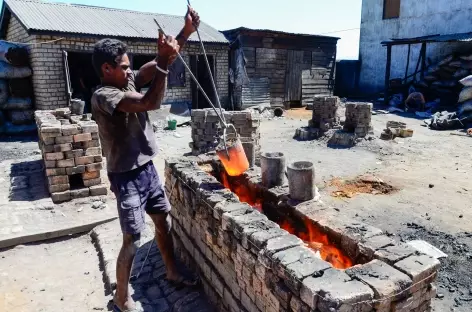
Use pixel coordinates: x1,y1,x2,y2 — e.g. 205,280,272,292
91,72,158,173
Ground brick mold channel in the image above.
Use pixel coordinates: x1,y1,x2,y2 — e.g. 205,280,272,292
91,219,215,312
165,154,440,312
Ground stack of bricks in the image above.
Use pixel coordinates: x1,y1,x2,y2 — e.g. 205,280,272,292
190,108,261,163
311,95,340,132
35,108,107,203
344,102,373,137
165,155,440,312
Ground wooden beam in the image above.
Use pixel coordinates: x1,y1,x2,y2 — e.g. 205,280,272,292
420,43,427,80
384,45,392,106
404,44,411,82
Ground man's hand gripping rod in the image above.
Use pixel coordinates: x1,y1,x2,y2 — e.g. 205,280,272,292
153,19,227,129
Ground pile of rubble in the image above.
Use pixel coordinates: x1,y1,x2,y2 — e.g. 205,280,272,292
35,108,107,203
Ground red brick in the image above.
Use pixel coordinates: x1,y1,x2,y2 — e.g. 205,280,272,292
65,149,84,159
55,135,74,144
51,190,71,203
49,184,70,193
48,175,69,185
82,140,100,149
56,159,75,168
71,188,90,199
86,162,103,172
73,133,92,142
45,168,66,176
45,152,64,161
53,143,72,152
82,171,100,180
66,166,86,175
83,178,102,187
75,156,95,165
44,160,56,168
90,185,107,196
85,147,101,156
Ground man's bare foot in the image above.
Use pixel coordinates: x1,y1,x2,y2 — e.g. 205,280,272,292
113,294,142,312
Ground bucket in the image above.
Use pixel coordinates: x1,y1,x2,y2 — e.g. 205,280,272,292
216,125,249,176
168,119,177,130
70,99,85,116
287,161,315,201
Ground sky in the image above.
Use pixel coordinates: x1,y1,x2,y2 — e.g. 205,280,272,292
6,0,363,59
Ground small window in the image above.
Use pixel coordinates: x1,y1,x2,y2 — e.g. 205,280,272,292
383,0,400,19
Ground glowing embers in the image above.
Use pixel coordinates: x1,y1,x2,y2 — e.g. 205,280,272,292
279,218,353,269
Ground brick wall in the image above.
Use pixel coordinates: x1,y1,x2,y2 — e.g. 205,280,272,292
5,16,229,110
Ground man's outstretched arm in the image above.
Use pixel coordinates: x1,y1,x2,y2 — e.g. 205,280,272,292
135,6,200,89
116,34,178,113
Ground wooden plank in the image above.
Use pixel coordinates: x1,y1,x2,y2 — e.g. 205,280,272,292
285,50,304,102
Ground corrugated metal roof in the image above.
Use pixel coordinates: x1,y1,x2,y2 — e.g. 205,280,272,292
222,27,340,40
382,32,472,46
3,0,228,43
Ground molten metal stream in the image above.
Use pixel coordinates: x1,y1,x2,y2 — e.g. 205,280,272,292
217,169,353,269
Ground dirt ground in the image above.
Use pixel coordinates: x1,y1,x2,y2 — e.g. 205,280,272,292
0,234,109,312
0,107,471,311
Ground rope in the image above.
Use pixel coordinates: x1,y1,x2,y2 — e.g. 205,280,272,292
170,172,437,308
3,37,65,46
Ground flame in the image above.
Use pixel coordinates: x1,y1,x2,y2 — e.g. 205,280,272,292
216,141,249,176
280,218,353,269
215,168,352,269
219,170,262,212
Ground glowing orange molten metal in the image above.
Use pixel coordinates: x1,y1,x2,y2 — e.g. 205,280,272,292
216,141,249,176
279,219,353,269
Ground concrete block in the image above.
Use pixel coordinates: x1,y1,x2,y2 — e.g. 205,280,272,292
301,268,374,311
346,260,412,311
94,156,103,162
56,158,75,168
394,255,440,291
374,243,418,264
55,135,73,144
42,144,55,153
73,133,92,142
66,166,86,175
290,296,310,312
90,184,108,196
45,152,64,161
40,126,61,134
80,123,98,133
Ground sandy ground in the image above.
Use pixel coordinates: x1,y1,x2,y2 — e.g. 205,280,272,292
0,107,470,311
0,234,109,312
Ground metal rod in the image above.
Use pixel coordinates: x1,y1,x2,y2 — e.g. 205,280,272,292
153,18,227,128
186,0,226,124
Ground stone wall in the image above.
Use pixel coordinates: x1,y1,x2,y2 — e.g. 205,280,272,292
35,108,107,203
5,16,229,110
165,155,440,312
190,108,261,162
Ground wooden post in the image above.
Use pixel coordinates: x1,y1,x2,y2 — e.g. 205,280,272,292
420,43,427,80
404,44,411,83
384,45,392,106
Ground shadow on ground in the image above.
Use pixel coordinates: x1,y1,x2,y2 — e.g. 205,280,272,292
9,159,49,202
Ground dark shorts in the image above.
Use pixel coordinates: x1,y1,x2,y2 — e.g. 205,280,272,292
108,161,171,234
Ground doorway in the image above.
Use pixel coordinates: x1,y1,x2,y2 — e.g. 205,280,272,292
190,55,216,109
64,52,100,114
